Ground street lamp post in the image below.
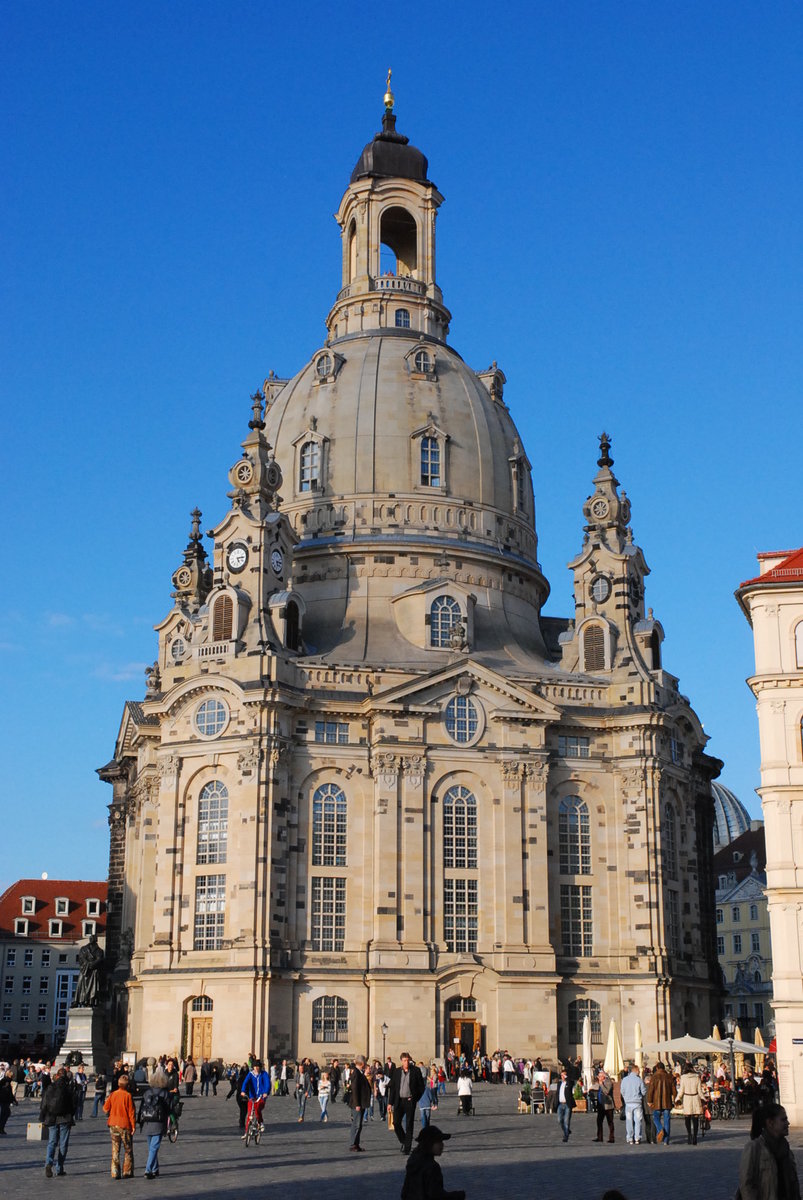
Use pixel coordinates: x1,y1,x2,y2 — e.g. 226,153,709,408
381,1022,388,1063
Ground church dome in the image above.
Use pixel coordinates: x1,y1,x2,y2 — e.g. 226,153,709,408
350,111,429,184
711,781,752,850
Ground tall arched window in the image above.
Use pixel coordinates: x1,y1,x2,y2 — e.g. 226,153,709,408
347,220,357,281
395,308,410,328
650,630,661,670
443,785,477,869
420,436,441,487
312,784,347,867
558,796,590,875
663,802,678,880
796,622,803,669
197,780,228,864
568,998,601,1043
583,624,605,672
299,441,320,492
430,595,461,648
286,600,300,651
312,995,348,1043
212,595,233,641
443,784,479,953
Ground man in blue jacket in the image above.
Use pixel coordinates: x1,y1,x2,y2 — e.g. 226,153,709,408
240,1060,270,1136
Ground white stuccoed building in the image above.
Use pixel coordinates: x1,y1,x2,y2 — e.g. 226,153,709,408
737,546,803,1124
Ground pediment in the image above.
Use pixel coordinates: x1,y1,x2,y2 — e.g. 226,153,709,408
364,659,562,722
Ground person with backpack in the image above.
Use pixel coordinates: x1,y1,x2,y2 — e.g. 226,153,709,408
40,1067,77,1177
138,1068,170,1180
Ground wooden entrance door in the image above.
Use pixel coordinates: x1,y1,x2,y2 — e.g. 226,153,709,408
449,1018,479,1057
191,1016,212,1061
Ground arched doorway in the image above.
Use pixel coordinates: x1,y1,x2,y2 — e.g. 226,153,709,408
446,997,482,1058
188,995,213,1061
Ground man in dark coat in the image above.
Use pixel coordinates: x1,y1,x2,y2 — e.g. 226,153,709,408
388,1051,426,1155
647,1060,675,1144
347,1055,372,1151
0,1069,18,1133
40,1068,77,1177
401,1124,465,1200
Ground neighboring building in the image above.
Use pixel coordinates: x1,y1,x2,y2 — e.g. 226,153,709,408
0,879,107,1058
98,92,723,1066
713,826,772,1037
737,546,803,1125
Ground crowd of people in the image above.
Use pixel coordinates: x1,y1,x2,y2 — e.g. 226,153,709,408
0,1050,797,1198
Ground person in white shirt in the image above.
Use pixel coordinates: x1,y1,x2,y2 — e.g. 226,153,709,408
456,1070,473,1115
555,1068,576,1142
317,1071,331,1122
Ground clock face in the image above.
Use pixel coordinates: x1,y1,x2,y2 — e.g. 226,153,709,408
227,543,248,573
175,567,192,589
270,548,284,577
234,460,253,485
591,497,609,520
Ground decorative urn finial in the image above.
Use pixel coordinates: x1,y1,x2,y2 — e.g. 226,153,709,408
597,431,613,468
249,388,266,431
384,68,394,112
188,507,202,544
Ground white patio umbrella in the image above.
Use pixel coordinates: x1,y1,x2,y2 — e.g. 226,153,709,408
754,1028,765,1074
642,1034,720,1055
734,1025,745,1078
603,1018,624,1077
582,1014,594,1091
634,1020,644,1071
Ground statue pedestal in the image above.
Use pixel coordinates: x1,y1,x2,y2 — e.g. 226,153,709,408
55,1007,109,1074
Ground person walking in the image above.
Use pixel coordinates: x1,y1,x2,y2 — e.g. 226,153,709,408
318,1071,331,1122
593,1070,616,1143
0,1069,18,1134
137,1068,170,1180
182,1057,197,1096
103,1072,136,1179
738,1103,801,1200
620,1064,647,1145
347,1055,372,1152
389,1052,426,1155
401,1124,465,1200
92,1068,108,1118
296,1061,311,1122
456,1069,473,1115
647,1061,674,1144
40,1067,76,1177
677,1063,703,1145
418,1069,438,1130
555,1068,576,1143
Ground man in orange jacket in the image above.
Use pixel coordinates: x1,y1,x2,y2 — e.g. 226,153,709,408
103,1073,136,1178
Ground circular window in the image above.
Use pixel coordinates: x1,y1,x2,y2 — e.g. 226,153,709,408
414,349,431,373
195,698,228,739
315,353,333,379
590,575,611,603
444,695,480,744
171,637,186,662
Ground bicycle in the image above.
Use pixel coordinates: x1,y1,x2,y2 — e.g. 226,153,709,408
244,1108,263,1147
167,1098,183,1143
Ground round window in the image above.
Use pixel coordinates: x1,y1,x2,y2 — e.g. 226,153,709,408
414,350,431,373
590,575,611,603
195,698,228,738
444,695,479,744
171,637,186,662
315,353,333,379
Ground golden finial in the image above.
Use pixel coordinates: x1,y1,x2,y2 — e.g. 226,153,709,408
384,68,394,111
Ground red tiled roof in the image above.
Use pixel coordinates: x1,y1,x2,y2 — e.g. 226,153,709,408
739,546,803,589
0,878,107,941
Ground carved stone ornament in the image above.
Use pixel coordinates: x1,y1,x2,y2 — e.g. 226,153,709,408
373,752,400,785
403,754,425,785
269,742,289,768
617,768,643,796
158,754,180,781
525,758,548,782
238,747,261,775
501,761,524,786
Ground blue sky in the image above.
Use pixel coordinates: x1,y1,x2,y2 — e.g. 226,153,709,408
2,2,801,890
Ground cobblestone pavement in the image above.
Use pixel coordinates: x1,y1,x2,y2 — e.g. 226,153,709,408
2,1084,802,1200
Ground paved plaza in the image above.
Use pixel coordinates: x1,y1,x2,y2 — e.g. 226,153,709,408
2,1083,801,1200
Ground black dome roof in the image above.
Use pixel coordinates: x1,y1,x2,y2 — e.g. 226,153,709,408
350,112,429,184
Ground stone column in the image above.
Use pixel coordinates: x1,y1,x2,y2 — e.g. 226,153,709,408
370,751,401,951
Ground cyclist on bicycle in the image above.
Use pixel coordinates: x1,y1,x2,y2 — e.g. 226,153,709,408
240,1060,270,1137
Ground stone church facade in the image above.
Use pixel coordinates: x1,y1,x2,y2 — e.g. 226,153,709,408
100,94,722,1065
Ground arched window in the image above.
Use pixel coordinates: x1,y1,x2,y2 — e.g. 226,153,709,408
558,796,590,875
299,441,320,492
414,349,431,373
312,995,348,1043
650,629,661,670
191,995,213,1012
212,595,233,641
312,784,347,867
347,219,357,282
197,780,228,865
395,308,411,328
444,695,478,744
443,785,477,869
286,600,300,651
795,622,803,669
420,436,441,486
583,625,605,672
380,206,417,275
568,998,601,1043
662,803,678,880
430,595,461,648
